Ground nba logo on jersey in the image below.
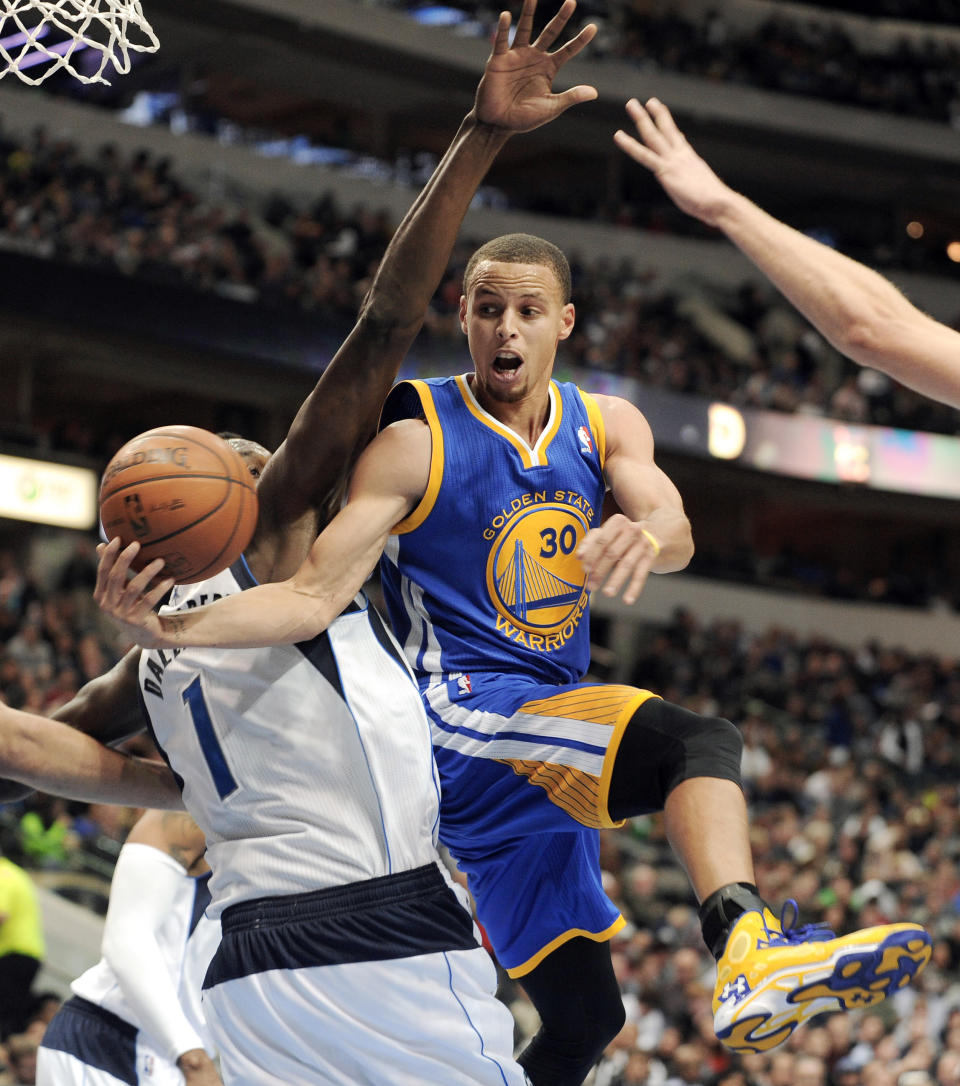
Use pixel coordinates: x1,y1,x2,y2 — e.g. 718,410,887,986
142,1055,155,1077
446,673,473,700
577,425,593,457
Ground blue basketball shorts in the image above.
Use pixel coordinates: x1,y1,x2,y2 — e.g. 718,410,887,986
423,674,659,976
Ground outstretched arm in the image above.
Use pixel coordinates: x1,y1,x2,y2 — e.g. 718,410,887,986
577,395,693,605
0,704,182,808
615,97,960,409
0,649,159,805
254,0,599,579
95,421,431,651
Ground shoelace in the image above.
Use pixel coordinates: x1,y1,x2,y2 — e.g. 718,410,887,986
768,899,836,945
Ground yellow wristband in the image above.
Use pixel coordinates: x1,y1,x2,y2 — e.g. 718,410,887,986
640,528,661,557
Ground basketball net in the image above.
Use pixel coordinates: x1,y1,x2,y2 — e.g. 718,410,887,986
0,0,158,85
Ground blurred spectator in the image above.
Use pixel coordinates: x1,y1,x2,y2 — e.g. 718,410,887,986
0,851,44,1038
382,1,960,123
4,1035,36,1086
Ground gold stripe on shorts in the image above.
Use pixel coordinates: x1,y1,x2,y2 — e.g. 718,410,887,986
499,759,608,829
500,685,660,829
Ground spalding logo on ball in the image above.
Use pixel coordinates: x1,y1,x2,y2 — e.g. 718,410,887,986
99,426,259,585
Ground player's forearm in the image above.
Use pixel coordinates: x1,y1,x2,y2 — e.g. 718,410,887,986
157,530,381,650
713,191,927,372
274,114,511,510
0,707,182,807
359,114,509,339
636,507,694,573
155,581,343,649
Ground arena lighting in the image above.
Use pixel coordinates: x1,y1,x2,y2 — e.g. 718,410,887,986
947,241,960,263
0,453,97,529
707,403,747,460
906,221,924,239
833,426,871,484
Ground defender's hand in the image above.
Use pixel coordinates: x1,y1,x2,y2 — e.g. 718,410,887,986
614,97,733,227
94,538,174,649
474,0,597,134
178,1050,223,1086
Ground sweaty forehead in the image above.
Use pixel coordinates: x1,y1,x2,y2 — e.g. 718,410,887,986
468,260,563,301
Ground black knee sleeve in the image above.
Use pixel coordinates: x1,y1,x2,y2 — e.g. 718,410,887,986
609,697,743,821
517,938,625,1086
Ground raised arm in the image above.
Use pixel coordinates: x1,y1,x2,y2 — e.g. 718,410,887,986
95,420,432,651
615,97,960,409
101,812,220,1085
577,395,693,605
253,0,598,579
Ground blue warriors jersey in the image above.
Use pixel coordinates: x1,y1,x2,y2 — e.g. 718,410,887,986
379,375,606,688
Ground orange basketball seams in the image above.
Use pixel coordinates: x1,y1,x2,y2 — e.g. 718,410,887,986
99,426,258,585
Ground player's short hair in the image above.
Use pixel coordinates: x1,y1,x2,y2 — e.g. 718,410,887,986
217,432,273,458
463,233,572,303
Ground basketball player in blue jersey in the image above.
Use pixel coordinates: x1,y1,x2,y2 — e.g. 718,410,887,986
37,810,221,1086
99,227,933,1082
0,4,600,1082
613,95,960,409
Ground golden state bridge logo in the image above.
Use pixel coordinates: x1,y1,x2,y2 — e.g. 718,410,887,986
484,493,593,651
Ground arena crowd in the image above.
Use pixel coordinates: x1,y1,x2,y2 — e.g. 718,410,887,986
2,125,959,448
384,1,960,125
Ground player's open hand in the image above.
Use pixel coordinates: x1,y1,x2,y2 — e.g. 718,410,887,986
473,0,597,134
94,537,174,649
577,514,660,606
614,97,732,227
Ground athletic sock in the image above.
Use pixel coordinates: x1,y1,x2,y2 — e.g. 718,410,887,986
699,882,768,960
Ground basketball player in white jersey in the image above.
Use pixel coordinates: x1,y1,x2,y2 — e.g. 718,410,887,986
612,96,960,407
0,4,598,1082
37,810,221,1086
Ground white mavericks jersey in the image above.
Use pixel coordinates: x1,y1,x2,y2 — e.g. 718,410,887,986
71,850,218,1053
137,557,443,918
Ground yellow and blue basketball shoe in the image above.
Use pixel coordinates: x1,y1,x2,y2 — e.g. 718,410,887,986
713,901,932,1054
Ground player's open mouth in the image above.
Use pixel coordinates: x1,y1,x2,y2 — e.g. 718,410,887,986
492,352,522,373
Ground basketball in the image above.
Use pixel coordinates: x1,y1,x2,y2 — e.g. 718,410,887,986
99,426,259,585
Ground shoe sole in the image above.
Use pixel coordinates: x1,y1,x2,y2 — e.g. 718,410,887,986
716,927,932,1054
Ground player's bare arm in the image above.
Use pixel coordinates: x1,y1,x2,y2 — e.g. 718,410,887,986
0,703,183,808
616,96,960,409
96,421,432,650
0,642,154,802
125,809,209,875
250,0,598,584
577,394,693,605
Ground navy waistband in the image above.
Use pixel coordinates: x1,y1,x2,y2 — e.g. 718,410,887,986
61,996,138,1041
41,995,140,1086
206,863,479,987
220,862,447,932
